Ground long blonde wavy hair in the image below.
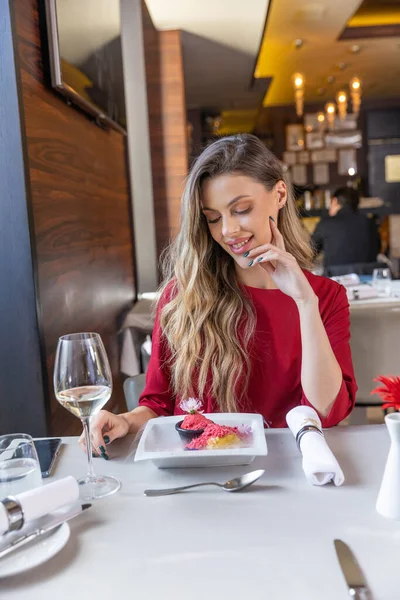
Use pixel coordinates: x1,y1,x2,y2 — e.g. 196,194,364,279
159,134,313,412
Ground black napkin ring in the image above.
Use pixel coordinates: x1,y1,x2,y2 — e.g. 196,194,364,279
296,425,324,452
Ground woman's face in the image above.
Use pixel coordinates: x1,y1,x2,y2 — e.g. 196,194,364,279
201,173,286,269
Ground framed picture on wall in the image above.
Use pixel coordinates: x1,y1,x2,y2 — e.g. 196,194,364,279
304,113,320,132
291,164,308,185
338,149,357,175
313,163,329,185
286,124,305,152
283,151,297,166
325,130,362,148
298,151,310,164
311,149,337,163
305,131,324,150
334,113,357,131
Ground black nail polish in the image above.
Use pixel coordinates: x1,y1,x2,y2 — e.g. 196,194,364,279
257,256,263,262
269,216,275,222
248,260,254,267
243,251,250,258
100,446,109,460
103,435,110,444
92,452,97,458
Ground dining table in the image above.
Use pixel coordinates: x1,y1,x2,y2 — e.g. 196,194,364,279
1,425,399,600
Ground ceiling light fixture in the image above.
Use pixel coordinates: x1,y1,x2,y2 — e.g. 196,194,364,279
293,39,304,49
292,72,305,117
336,90,348,121
317,111,325,131
350,76,362,117
325,102,336,130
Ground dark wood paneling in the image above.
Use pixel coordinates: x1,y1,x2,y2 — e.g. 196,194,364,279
0,1,48,436
13,0,135,435
142,4,188,256
368,141,400,214
339,24,400,40
367,109,400,140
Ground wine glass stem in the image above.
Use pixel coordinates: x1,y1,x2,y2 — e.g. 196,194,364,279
82,417,95,479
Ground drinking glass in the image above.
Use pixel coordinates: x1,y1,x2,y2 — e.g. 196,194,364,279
372,268,392,297
53,333,120,500
0,434,42,497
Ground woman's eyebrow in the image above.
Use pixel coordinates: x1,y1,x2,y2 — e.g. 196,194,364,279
202,194,250,211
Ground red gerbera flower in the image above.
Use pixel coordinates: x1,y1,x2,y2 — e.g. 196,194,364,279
371,375,400,410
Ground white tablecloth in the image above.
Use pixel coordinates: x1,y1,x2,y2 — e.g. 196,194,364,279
349,280,400,310
2,426,399,600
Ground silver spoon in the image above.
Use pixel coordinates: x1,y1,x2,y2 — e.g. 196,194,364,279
144,469,265,497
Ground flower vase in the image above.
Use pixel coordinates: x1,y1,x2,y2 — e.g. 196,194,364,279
376,413,400,520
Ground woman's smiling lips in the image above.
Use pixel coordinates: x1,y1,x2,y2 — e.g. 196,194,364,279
225,235,254,255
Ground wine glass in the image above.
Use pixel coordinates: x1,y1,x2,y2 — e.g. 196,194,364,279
54,333,121,500
372,268,392,297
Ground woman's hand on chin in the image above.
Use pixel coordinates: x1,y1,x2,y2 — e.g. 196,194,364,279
244,217,316,304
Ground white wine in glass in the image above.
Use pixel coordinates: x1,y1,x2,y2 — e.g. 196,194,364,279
54,333,121,500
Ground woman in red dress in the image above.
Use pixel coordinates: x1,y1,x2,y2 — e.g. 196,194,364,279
81,134,357,458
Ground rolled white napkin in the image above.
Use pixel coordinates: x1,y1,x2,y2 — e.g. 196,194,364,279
286,406,345,486
331,273,360,287
0,476,79,535
346,285,379,301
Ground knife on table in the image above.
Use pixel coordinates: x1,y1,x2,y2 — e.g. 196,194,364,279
334,539,372,600
0,503,91,560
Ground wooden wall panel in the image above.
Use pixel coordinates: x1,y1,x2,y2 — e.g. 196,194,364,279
142,4,188,256
13,1,135,435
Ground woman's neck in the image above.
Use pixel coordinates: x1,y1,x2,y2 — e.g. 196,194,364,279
235,263,278,289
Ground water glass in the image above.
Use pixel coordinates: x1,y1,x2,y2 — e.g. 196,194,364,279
372,268,392,297
0,434,42,497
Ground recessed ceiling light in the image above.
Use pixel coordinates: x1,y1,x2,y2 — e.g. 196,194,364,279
337,62,348,70
317,87,326,95
350,44,361,54
293,39,304,49
327,76,335,84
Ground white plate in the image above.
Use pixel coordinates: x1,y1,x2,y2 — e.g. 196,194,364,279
0,522,70,578
135,413,268,468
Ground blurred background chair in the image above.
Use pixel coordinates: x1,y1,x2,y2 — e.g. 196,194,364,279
120,300,154,378
349,306,400,423
123,373,146,411
326,261,388,277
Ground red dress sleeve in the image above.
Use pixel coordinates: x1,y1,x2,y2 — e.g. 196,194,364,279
300,283,357,427
137,287,176,417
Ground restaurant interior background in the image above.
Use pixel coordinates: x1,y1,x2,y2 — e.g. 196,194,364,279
2,0,400,437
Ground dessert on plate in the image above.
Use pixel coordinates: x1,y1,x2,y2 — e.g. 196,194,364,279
175,399,253,450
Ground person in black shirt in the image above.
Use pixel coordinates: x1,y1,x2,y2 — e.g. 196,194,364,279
311,187,381,273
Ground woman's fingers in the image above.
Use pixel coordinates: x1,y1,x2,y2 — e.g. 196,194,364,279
90,411,113,455
246,243,284,263
269,217,286,251
248,249,294,268
79,411,130,459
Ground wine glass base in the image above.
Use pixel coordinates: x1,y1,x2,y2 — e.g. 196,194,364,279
77,475,121,501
